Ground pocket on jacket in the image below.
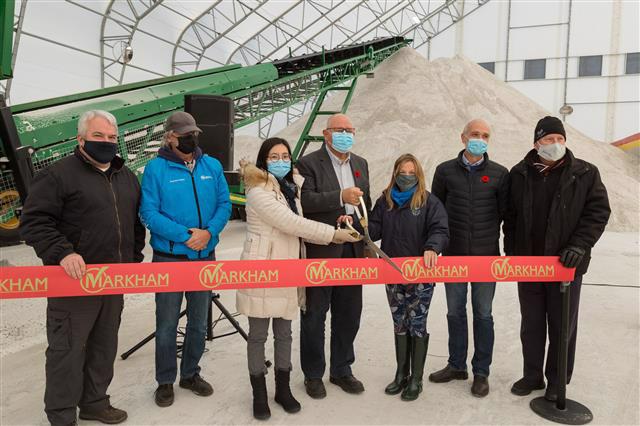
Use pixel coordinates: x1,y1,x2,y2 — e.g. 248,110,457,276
244,233,273,260
243,236,258,258
46,309,71,351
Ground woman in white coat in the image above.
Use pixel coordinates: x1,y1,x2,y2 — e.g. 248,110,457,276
237,137,358,420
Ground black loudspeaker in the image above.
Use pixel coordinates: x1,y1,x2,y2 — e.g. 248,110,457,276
184,95,234,171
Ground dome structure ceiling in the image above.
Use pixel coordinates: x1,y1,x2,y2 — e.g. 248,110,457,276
2,0,489,103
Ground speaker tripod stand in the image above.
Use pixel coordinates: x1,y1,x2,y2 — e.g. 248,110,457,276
121,292,270,368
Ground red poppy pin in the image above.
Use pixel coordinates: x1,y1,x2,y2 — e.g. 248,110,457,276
481,175,490,183
354,170,361,178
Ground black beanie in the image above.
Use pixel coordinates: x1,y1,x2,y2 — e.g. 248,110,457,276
534,116,566,143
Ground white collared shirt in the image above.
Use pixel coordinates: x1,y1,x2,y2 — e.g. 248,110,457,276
325,145,356,214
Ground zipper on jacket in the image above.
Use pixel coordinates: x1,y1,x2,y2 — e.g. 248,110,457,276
104,174,123,263
467,170,474,252
169,241,174,254
190,170,203,258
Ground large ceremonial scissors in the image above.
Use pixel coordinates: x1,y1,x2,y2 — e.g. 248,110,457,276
343,196,403,274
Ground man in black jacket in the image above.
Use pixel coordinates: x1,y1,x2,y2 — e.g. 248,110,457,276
428,119,509,397
296,113,371,398
504,116,610,401
20,110,146,426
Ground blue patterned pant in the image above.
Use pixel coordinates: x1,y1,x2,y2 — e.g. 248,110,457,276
385,283,435,337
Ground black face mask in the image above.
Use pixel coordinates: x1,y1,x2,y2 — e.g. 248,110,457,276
83,140,118,164
395,174,418,192
176,134,198,154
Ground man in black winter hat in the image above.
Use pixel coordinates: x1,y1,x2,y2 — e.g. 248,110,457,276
504,116,610,401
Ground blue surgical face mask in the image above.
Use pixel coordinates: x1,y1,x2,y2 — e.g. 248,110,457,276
267,160,291,179
466,138,488,156
331,131,354,153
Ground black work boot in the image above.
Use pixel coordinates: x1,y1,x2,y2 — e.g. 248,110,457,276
179,374,213,396
154,384,174,407
471,375,490,397
78,405,128,424
274,369,301,413
544,384,558,402
385,334,411,395
511,377,545,396
250,373,271,420
429,365,469,383
401,334,429,401
304,378,326,399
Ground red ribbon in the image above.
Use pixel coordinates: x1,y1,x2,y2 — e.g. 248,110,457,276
0,256,575,300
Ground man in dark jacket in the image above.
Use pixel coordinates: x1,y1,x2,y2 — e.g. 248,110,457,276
428,119,509,397
20,110,146,426
296,113,371,398
505,116,610,401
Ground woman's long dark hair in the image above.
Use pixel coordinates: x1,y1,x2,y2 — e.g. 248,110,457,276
255,137,294,183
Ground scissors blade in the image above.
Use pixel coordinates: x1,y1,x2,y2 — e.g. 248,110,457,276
362,235,403,274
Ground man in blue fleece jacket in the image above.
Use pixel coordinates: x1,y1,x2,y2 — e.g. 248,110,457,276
140,111,231,408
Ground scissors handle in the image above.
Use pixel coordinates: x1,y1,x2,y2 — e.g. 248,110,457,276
358,196,367,222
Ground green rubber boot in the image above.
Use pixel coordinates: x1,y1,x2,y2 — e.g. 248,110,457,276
401,334,429,401
384,334,411,395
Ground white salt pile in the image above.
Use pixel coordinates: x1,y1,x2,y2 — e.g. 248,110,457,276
237,47,638,232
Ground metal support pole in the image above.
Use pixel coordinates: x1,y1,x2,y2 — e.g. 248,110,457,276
561,0,573,122
504,0,512,82
530,281,593,425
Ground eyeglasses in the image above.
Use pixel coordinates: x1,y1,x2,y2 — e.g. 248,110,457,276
327,127,356,134
267,153,291,162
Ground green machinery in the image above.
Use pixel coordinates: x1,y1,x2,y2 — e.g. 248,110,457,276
0,36,409,242
0,1,13,80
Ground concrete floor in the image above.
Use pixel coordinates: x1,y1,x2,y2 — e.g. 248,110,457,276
1,222,638,425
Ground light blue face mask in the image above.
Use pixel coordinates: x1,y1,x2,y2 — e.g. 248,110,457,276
466,138,488,156
267,160,291,179
331,131,354,153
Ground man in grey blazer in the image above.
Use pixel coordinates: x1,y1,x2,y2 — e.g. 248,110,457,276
296,113,371,398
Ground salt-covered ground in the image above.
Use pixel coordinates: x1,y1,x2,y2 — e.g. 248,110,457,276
1,223,638,425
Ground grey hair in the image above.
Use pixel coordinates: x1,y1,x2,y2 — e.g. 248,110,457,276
463,118,491,136
77,110,118,137
326,113,349,129
161,131,173,148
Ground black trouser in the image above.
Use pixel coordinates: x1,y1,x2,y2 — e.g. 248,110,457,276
44,295,123,426
517,276,582,387
300,243,362,379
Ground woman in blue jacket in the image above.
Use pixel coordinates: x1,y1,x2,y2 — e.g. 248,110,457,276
366,153,449,401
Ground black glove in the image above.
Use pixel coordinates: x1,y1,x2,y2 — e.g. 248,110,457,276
559,246,586,268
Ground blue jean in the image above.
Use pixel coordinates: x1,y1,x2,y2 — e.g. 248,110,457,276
154,252,213,385
445,282,496,377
